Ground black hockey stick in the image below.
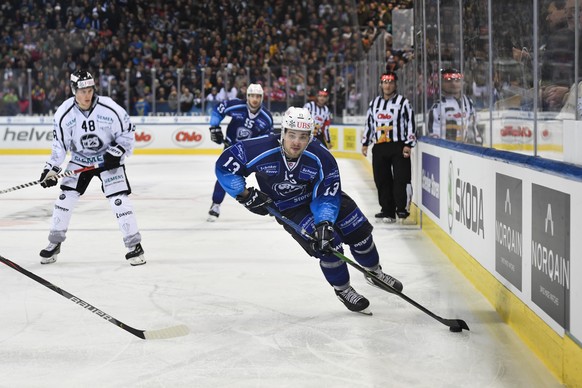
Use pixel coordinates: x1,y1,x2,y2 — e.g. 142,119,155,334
0,255,189,340
0,164,102,195
266,206,470,332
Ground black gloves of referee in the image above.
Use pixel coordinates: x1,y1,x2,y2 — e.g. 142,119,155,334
236,187,273,216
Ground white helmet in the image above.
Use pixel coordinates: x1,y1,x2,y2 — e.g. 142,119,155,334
247,83,264,103
281,107,314,142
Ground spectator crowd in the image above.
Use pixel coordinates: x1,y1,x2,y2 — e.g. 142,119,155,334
0,0,413,116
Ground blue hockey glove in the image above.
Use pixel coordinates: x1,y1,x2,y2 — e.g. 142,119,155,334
210,126,224,144
236,187,273,216
39,165,62,188
312,221,335,253
103,144,125,170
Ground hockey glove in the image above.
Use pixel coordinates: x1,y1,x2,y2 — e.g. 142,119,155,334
209,126,224,144
236,187,273,216
312,221,335,254
39,165,62,188
103,144,125,170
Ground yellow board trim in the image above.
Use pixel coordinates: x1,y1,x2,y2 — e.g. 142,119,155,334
422,214,582,387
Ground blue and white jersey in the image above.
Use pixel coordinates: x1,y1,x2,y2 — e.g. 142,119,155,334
209,99,274,145
215,134,341,225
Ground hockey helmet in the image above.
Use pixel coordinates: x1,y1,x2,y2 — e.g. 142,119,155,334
247,83,264,102
317,88,329,97
281,107,314,142
70,70,96,96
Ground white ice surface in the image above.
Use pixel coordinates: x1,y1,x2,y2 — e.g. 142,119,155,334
0,155,562,388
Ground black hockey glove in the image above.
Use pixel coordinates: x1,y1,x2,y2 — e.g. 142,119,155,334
209,126,224,144
312,221,335,254
103,144,125,170
39,165,62,188
236,187,273,216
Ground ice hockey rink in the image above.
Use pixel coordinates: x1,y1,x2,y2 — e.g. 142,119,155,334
0,154,562,388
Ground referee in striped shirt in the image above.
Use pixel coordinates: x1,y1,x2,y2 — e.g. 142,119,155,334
304,88,333,148
361,72,416,223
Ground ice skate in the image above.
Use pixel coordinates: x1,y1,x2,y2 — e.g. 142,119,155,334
375,212,396,224
364,266,403,293
335,286,372,315
40,242,61,264
126,243,146,266
207,203,220,222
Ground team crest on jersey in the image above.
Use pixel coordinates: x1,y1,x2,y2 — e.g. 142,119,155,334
272,181,305,197
236,127,252,140
80,134,104,151
257,162,279,175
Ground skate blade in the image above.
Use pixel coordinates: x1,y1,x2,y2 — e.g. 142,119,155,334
40,255,57,265
129,256,147,266
355,307,373,316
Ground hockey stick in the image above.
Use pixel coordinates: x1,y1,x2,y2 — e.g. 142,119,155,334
266,206,470,332
0,255,189,340
0,164,102,195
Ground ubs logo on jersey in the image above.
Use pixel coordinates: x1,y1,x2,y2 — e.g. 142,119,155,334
377,113,392,120
80,134,103,151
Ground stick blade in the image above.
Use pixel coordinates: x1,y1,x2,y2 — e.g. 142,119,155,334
444,319,470,332
457,319,470,331
143,324,190,340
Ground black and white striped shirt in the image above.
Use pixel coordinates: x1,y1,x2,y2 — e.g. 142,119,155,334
303,101,332,143
362,94,416,146
427,95,477,141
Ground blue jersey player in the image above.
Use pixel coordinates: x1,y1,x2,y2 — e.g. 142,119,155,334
215,107,402,314
207,83,274,221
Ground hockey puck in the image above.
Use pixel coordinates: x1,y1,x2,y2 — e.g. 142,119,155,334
449,326,462,333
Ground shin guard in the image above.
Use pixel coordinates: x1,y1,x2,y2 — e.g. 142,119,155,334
108,194,142,248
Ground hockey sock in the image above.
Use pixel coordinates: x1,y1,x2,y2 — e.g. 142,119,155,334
48,190,81,243
319,257,350,287
108,194,142,247
349,235,380,269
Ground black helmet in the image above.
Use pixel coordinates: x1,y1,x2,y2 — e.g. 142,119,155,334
70,70,96,95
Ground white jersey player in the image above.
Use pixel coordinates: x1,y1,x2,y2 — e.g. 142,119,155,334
38,69,146,266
